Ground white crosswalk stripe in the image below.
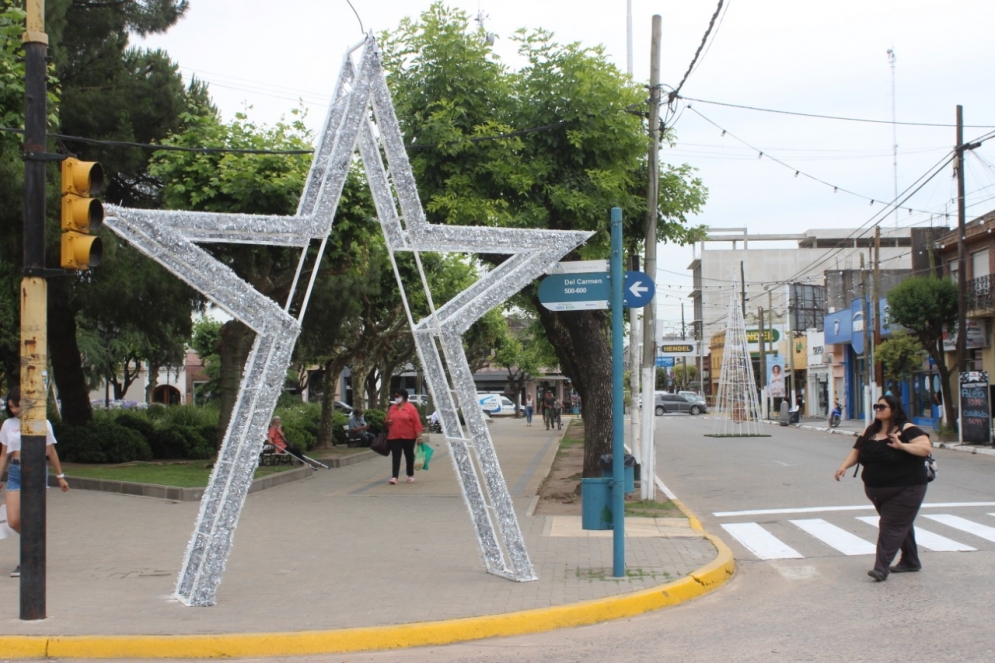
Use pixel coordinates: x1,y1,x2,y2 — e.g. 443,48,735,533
923,514,995,543
719,513,993,560
855,516,976,552
720,522,803,560
789,519,876,555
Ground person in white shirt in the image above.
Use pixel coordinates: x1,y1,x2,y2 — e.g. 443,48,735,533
0,388,70,578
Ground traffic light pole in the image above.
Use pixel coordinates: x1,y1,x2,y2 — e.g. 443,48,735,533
21,0,50,620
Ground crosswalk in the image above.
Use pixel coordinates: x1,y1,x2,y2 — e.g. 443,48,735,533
719,511,995,560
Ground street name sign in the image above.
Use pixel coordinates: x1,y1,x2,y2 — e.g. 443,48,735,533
656,356,675,368
623,270,655,308
538,272,610,311
546,259,610,275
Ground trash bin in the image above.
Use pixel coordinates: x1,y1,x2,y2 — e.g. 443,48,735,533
581,478,613,530
779,401,790,426
789,408,800,424
600,453,636,494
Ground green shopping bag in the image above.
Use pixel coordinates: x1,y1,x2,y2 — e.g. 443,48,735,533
416,441,435,470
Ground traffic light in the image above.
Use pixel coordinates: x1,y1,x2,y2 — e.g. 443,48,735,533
60,157,104,270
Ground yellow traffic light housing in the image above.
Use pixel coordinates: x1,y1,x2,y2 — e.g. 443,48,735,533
60,157,104,270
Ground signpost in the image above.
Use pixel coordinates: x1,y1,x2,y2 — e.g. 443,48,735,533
538,269,655,312
547,259,609,275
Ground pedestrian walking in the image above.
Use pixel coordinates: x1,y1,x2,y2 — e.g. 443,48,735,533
524,394,534,426
542,389,557,430
385,389,423,484
0,388,70,578
834,394,932,581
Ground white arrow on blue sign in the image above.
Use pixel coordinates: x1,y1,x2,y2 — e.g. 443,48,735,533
623,270,655,308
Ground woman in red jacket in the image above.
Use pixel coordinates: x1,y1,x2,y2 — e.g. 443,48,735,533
385,389,423,484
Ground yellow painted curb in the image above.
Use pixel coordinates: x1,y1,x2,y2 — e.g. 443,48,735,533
0,501,735,658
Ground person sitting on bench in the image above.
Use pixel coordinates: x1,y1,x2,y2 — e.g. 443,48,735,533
347,408,375,446
268,416,305,458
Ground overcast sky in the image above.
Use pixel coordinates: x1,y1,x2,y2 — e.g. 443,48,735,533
137,1,995,336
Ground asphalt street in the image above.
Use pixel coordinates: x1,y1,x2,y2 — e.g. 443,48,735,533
29,415,995,662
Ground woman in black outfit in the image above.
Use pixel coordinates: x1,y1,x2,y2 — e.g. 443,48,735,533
835,394,932,581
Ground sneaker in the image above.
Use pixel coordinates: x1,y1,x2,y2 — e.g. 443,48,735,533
11,565,19,578
388,478,398,485
406,476,415,483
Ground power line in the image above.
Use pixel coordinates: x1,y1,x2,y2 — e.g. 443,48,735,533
668,0,725,103
684,105,943,215
678,95,995,129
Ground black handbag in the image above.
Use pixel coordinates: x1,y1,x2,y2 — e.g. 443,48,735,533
370,432,389,456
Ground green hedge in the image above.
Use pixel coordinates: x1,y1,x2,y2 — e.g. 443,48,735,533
54,421,153,464
51,400,331,463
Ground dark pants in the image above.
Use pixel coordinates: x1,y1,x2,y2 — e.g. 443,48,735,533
864,483,927,575
390,438,416,479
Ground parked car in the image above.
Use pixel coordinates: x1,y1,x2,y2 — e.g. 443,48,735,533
654,393,706,416
408,394,430,406
678,391,706,406
333,400,353,414
477,393,518,417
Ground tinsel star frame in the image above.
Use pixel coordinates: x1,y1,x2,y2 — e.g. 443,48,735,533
104,35,591,607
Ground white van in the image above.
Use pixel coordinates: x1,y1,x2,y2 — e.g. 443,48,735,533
476,393,518,417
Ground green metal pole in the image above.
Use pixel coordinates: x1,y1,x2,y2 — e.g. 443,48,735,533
611,207,625,578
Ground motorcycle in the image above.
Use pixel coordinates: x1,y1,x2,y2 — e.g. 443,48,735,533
828,400,842,428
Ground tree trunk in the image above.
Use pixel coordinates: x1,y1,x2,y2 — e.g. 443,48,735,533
146,361,161,404
317,358,347,448
929,338,958,427
536,305,612,477
217,320,254,449
47,279,92,426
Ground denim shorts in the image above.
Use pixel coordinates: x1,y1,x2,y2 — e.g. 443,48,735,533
6,462,20,491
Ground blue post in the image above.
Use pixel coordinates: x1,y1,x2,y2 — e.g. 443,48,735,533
610,207,625,578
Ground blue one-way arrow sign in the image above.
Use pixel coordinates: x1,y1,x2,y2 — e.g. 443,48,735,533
538,272,610,311
623,270,655,308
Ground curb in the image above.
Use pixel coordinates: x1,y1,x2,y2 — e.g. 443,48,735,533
57,464,316,502
0,474,735,659
0,539,734,660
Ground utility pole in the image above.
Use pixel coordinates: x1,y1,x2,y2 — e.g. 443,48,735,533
680,303,687,389
873,227,883,388
740,261,746,318
20,0,51,620
639,15,662,502
786,283,796,410
625,0,641,470
888,48,899,228
758,306,767,419
861,254,872,424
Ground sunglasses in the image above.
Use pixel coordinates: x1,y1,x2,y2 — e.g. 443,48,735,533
872,403,890,411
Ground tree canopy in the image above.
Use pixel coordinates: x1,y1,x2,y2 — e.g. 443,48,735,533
886,277,959,425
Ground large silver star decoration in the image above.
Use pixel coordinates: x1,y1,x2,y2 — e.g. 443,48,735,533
105,35,591,607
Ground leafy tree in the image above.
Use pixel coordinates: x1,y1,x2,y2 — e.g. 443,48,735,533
876,334,925,383
886,277,959,425
380,4,707,476
149,108,318,446
673,364,698,391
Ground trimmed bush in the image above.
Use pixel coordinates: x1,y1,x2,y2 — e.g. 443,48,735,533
57,422,152,464
364,408,386,435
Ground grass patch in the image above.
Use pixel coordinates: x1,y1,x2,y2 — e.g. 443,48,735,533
624,499,684,518
558,419,585,448
63,461,294,488
573,567,673,583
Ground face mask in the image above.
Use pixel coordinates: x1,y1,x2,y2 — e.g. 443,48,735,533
394,397,403,405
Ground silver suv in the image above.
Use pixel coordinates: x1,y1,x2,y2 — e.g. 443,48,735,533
654,393,706,416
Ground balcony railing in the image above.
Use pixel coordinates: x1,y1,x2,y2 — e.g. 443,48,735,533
968,273,995,310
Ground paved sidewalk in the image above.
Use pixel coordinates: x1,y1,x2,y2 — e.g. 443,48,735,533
0,417,731,658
